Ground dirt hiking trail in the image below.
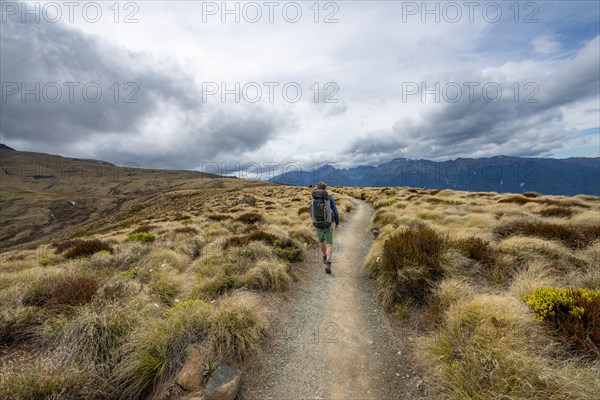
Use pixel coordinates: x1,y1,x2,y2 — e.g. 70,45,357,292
247,200,422,400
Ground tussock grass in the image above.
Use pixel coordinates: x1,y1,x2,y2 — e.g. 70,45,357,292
509,260,560,299
496,219,600,249
0,357,92,400
192,275,240,299
0,306,46,346
234,241,275,263
340,185,600,398
85,250,114,270
242,260,292,291
112,241,152,271
206,213,230,221
540,205,574,218
427,278,475,325
371,210,398,229
149,272,181,306
131,224,157,234
0,183,368,398
173,235,203,260
173,226,199,235
289,227,317,246
110,300,212,399
209,292,267,361
143,248,188,273
43,302,143,364
422,293,599,399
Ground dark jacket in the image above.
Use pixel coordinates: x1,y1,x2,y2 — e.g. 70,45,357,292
329,195,340,225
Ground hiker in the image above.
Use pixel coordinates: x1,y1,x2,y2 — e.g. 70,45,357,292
309,182,340,274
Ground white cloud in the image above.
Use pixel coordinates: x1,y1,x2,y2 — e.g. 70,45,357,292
531,35,562,55
1,1,598,168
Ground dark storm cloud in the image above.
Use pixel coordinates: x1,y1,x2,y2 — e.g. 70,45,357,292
0,17,284,166
343,36,600,162
87,107,288,170
1,17,195,141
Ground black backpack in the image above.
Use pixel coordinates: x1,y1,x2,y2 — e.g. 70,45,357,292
310,189,333,229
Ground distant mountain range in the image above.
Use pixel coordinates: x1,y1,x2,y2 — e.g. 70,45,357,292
2,145,597,196
270,156,600,196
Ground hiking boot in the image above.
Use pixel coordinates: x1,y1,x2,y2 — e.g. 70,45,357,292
325,260,332,274
322,255,327,264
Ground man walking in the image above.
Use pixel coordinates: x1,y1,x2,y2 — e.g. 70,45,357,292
309,182,340,274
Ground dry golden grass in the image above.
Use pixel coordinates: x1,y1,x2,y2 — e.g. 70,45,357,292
337,186,600,399
1,177,353,399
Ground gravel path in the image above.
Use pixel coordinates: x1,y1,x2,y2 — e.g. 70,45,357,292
246,200,422,400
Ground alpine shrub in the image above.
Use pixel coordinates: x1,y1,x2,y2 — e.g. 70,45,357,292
124,233,156,243
495,220,600,249
375,224,445,307
223,231,277,249
23,274,98,308
62,239,113,259
274,238,304,262
523,287,599,357
235,212,264,225
454,237,495,267
539,206,574,218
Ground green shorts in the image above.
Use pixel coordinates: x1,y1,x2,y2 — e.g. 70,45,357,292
316,226,334,245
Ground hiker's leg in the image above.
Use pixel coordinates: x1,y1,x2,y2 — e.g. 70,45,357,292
325,226,334,261
317,228,326,255
320,241,327,257
326,244,333,260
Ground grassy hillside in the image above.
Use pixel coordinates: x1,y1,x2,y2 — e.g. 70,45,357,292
336,186,600,399
2,148,599,399
0,148,223,249
0,151,355,399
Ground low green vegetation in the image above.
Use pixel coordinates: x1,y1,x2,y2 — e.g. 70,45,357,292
124,232,156,243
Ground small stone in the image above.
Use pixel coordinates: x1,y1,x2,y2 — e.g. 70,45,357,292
183,394,207,400
203,365,241,400
176,350,207,391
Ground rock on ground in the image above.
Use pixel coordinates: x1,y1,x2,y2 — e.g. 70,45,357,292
203,365,242,400
176,350,207,391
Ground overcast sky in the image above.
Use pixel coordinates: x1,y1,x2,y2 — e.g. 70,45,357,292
1,1,599,173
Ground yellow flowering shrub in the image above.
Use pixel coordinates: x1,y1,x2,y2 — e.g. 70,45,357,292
523,287,600,357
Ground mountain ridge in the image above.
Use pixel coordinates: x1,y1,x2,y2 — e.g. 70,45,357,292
2,145,598,196
271,156,600,196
